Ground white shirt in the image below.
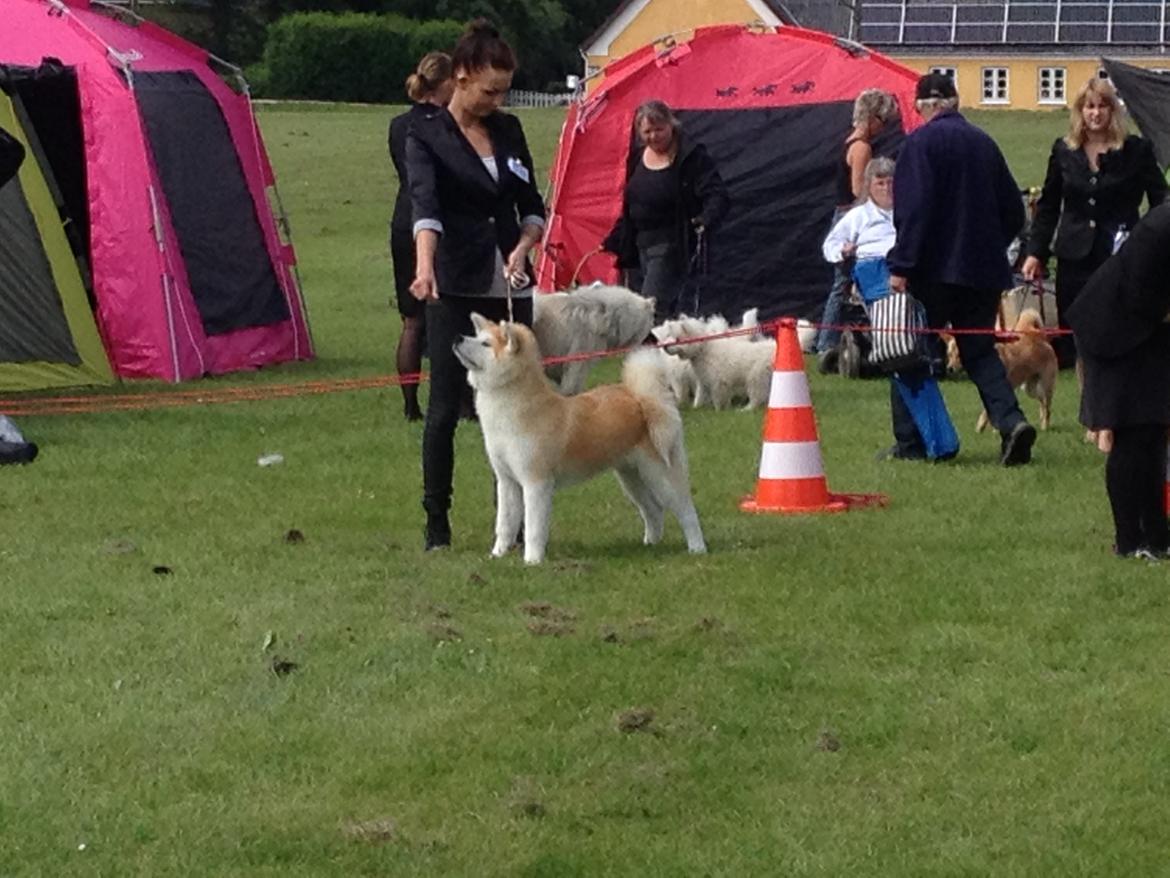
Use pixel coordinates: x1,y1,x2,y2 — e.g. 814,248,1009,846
822,200,896,263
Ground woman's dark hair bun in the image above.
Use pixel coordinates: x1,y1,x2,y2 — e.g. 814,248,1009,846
466,17,500,39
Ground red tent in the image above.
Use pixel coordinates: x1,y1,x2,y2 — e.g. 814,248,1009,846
536,24,923,320
2,0,312,383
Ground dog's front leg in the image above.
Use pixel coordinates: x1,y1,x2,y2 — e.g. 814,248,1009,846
521,479,555,565
491,476,524,557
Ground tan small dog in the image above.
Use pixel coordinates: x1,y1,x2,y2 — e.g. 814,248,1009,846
976,308,1057,432
454,314,706,565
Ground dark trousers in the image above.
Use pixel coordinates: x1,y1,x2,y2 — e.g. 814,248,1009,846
892,281,1026,456
422,294,533,516
1055,251,1108,369
629,241,687,322
1106,425,1168,554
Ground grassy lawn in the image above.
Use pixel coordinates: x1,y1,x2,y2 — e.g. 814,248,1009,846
4,105,1166,876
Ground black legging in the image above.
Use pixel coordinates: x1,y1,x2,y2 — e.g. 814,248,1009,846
422,294,533,517
1106,424,1169,555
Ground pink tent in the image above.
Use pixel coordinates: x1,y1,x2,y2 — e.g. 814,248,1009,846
2,0,312,381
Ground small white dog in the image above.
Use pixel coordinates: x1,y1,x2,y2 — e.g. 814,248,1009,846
532,284,656,395
454,314,706,565
652,309,762,407
657,316,775,410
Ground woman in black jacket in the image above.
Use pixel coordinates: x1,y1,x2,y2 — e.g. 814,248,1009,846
388,51,453,422
1067,202,1170,559
407,19,545,551
1023,77,1168,368
602,100,728,322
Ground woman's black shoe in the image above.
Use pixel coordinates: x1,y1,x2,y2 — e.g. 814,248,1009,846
424,513,451,551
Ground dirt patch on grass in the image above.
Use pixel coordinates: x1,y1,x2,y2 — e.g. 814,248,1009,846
341,817,399,844
427,623,462,643
518,601,576,622
527,620,574,637
508,777,547,819
615,707,656,733
270,656,299,676
693,616,722,633
283,528,305,544
816,729,841,752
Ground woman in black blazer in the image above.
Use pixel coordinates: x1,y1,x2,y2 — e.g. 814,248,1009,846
1067,202,1170,559
388,51,453,422
406,19,545,551
1023,77,1168,368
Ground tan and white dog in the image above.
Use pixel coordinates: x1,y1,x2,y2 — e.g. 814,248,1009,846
454,314,707,565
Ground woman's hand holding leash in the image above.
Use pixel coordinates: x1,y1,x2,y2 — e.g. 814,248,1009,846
410,272,439,301
1020,255,1044,281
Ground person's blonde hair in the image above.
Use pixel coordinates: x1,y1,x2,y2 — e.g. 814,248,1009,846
1064,77,1127,150
853,89,898,127
405,51,453,103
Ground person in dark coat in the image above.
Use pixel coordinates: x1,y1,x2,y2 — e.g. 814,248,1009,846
388,52,453,422
602,100,728,322
407,19,546,551
1023,76,1168,369
886,73,1035,466
1067,202,1170,559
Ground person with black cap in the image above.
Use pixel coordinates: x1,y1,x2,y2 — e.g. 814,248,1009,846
884,72,1035,466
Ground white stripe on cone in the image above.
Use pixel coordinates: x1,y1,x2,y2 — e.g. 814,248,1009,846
768,371,812,409
758,441,826,480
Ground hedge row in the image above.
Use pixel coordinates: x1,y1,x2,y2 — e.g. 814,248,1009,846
258,13,463,103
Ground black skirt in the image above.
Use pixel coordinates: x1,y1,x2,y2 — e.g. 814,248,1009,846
1080,324,1170,429
390,224,423,319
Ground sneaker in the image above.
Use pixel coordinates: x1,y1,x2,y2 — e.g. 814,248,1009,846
1116,547,1164,562
0,440,37,465
424,512,451,551
1000,421,1036,466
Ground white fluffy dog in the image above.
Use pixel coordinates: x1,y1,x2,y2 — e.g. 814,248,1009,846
454,314,706,565
659,316,775,410
652,309,763,408
532,284,656,395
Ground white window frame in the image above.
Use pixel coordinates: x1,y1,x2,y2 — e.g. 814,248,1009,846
1037,66,1067,105
981,67,1010,105
929,66,958,90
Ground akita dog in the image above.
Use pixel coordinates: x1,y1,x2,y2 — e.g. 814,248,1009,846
454,314,707,565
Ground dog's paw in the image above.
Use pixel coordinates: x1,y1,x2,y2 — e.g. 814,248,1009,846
688,543,708,555
491,544,510,558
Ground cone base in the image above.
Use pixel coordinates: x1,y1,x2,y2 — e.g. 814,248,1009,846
739,491,888,515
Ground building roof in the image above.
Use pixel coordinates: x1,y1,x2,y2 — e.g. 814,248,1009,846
860,1,1170,49
581,0,799,55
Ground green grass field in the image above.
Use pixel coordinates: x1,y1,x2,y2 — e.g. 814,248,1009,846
4,105,1166,876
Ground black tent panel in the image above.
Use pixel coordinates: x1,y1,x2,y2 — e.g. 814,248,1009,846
134,71,289,336
1103,59,1170,171
677,105,904,321
0,178,81,364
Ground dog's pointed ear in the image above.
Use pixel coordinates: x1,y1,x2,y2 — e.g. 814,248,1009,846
502,322,519,352
470,312,491,334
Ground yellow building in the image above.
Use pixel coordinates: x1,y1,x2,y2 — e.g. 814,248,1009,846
580,0,799,79
862,1,1170,110
582,0,1170,109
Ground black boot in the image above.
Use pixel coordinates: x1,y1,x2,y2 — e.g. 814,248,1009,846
424,512,451,551
0,440,38,465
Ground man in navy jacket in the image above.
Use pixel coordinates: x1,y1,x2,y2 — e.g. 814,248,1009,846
887,73,1036,466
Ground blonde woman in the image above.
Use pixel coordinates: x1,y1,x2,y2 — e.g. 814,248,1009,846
816,88,899,370
388,51,454,421
1023,76,1167,368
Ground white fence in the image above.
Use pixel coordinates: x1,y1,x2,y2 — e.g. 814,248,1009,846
506,90,573,108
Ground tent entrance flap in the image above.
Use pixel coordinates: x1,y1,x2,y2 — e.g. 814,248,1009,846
0,175,81,364
4,61,93,296
134,70,289,336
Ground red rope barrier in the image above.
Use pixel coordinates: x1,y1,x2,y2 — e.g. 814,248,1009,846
0,315,1068,417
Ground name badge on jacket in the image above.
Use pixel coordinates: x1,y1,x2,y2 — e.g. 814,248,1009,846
506,156,530,184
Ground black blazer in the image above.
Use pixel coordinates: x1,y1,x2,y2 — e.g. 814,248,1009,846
603,136,729,271
388,103,439,232
0,125,25,189
1027,135,1168,264
406,109,545,298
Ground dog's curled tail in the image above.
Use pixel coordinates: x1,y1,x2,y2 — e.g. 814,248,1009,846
622,348,683,466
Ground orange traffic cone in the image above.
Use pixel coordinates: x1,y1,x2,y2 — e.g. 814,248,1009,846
740,318,887,515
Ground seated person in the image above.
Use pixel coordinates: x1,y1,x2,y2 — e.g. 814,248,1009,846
822,155,895,288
